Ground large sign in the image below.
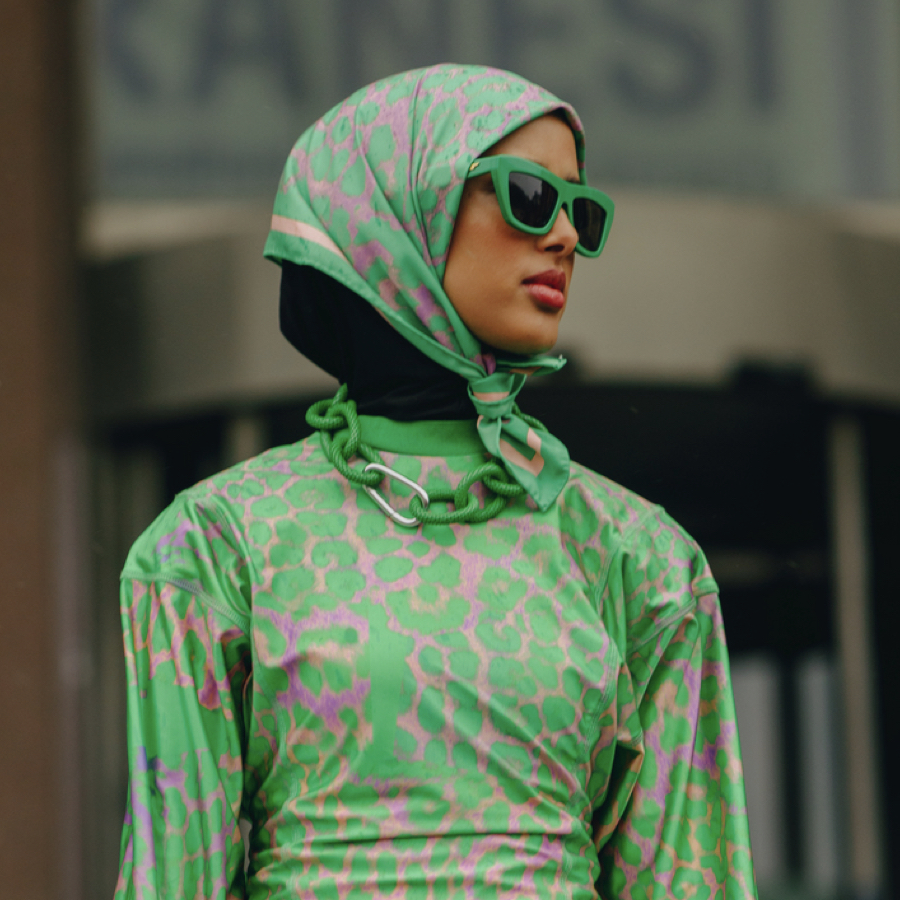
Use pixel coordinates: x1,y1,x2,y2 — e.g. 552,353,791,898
90,0,900,199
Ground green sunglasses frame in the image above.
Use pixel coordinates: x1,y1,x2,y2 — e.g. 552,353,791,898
466,154,615,257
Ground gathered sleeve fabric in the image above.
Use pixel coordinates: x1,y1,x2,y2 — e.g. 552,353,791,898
591,507,757,899
114,492,254,900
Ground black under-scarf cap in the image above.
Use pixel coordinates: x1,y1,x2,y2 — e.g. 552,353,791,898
279,260,472,421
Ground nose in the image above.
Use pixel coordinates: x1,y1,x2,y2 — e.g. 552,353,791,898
538,203,579,255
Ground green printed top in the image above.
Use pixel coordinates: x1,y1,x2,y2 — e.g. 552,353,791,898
114,417,757,899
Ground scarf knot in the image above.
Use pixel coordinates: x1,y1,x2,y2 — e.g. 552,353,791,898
468,371,525,419
468,371,570,512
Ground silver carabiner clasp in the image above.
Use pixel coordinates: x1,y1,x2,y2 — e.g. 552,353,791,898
363,463,430,527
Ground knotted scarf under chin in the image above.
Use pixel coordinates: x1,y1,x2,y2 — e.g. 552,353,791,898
468,368,570,512
279,261,571,510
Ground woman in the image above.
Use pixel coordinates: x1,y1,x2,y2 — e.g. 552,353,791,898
115,64,757,899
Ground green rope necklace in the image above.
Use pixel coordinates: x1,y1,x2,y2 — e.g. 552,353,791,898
306,385,547,527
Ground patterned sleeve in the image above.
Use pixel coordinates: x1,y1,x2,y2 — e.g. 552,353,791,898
593,509,758,899
114,494,253,900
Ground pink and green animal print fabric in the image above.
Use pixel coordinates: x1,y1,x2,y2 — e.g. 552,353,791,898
264,64,581,512
114,418,757,899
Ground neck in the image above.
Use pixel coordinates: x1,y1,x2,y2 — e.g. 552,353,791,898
280,261,473,420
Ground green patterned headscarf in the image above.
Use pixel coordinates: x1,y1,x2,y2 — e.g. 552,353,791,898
264,63,588,511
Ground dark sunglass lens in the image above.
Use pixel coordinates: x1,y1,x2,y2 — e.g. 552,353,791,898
508,173,558,228
573,198,606,251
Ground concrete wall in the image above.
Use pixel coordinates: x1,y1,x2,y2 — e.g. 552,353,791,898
563,192,900,401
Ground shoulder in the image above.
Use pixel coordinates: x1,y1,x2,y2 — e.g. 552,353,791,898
561,460,664,544
120,434,345,603
560,460,717,651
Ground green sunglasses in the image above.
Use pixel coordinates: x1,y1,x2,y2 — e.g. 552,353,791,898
466,154,614,257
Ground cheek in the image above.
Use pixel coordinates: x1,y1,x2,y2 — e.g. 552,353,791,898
464,229,524,283
447,230,500,293
451,195,510,258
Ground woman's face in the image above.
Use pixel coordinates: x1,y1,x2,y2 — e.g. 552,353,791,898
443,115,580,355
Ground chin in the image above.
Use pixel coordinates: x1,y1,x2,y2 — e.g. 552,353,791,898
495,338,557,356
475,320,560,356
513,330,560,356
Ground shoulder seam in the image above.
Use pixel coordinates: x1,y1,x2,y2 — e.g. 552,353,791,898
627,598,698,659
622,504,701,658
121,571,251,634
202,489,262,592
572,497,657,628
692,574,718,596
619,502,666,546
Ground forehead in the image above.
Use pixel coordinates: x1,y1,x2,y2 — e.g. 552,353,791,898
482,116,579,180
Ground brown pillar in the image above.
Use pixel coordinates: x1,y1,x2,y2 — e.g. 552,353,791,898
0,1,81,898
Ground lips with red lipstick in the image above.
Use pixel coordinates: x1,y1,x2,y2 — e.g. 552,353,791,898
522,269,567,310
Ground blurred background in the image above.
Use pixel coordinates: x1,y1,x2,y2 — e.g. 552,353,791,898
2,1,900,898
